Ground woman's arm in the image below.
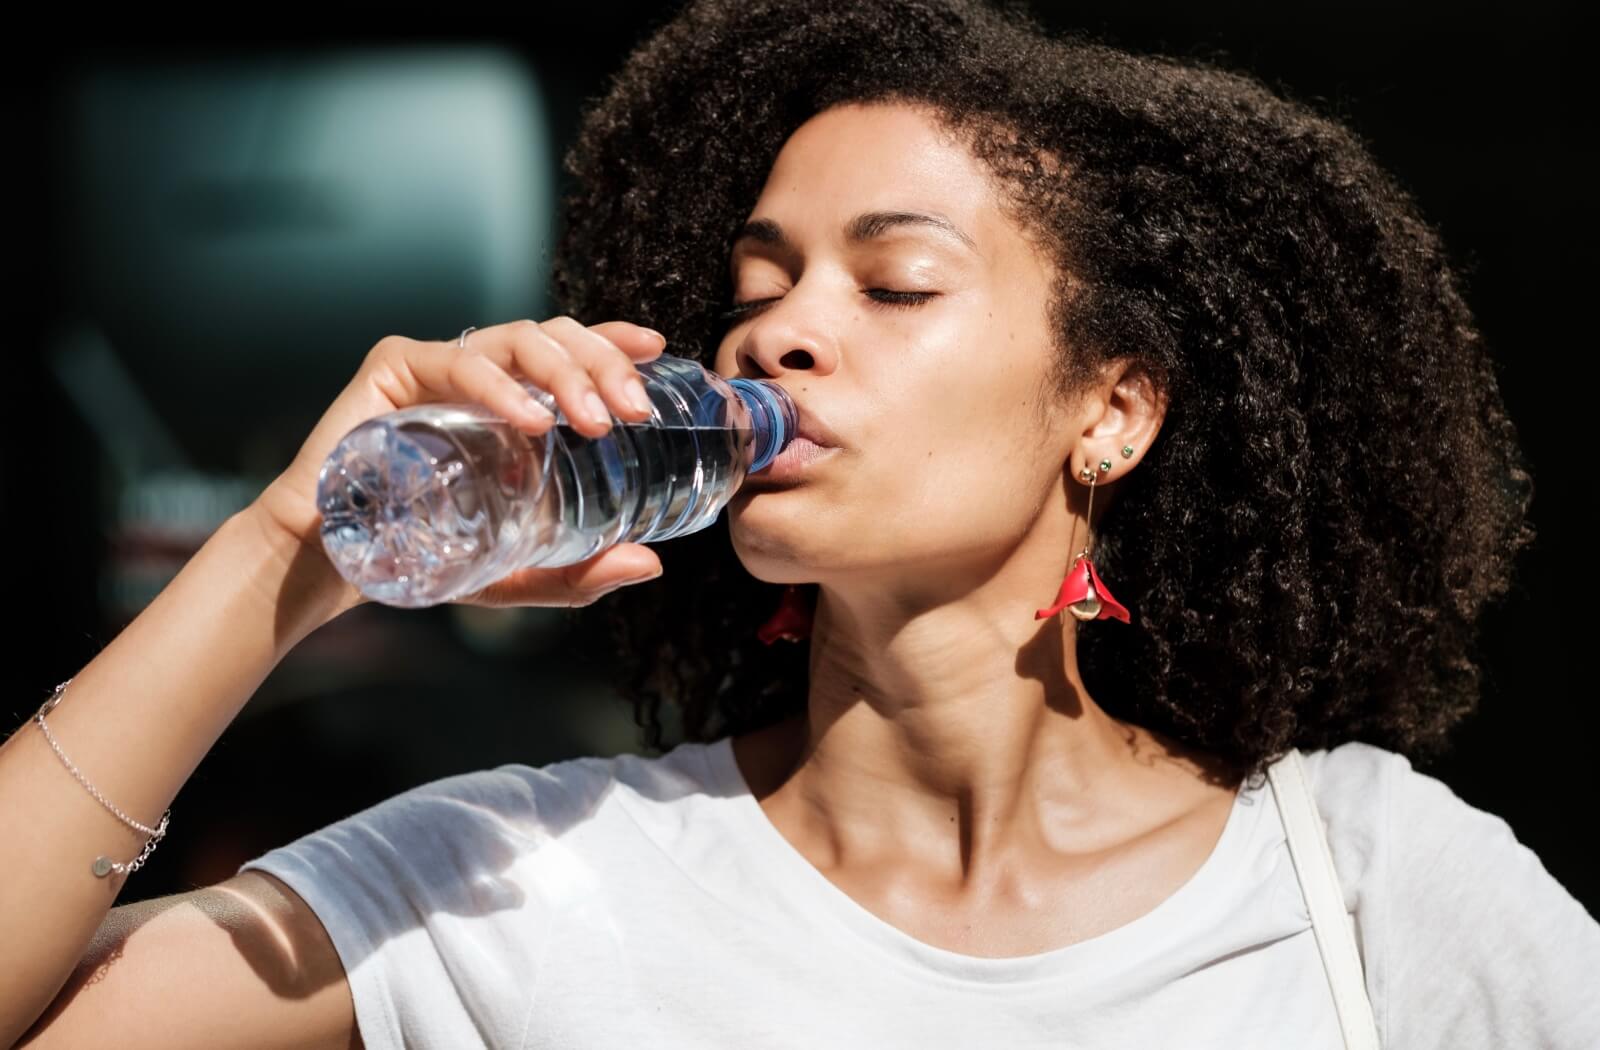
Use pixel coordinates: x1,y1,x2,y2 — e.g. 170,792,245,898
0,505,356,1047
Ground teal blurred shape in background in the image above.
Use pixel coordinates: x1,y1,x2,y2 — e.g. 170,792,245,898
55,46,558,446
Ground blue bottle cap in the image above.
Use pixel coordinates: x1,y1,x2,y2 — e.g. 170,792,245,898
727,378,798,474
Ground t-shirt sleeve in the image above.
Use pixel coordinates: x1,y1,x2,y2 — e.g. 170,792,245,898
1381,750,1600,1048
235,764,560,1050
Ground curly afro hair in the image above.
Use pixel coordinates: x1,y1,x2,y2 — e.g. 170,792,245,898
552,0,1536,787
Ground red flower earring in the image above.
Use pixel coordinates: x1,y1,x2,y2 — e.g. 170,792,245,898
757,452,1134,641
1035,455,1132,624
757,583,817,644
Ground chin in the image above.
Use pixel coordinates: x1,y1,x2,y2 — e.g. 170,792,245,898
727,517,833,578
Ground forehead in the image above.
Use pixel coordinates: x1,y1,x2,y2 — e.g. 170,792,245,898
743,102,1002,257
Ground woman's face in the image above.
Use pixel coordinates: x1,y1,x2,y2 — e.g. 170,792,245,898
715,101,1076,591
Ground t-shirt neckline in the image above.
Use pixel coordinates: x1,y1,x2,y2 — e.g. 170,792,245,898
701,734,1264,987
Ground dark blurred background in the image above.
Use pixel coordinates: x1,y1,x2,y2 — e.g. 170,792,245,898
4,3,1591,917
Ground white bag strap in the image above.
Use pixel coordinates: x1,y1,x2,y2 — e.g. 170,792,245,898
1266,748,1381,1050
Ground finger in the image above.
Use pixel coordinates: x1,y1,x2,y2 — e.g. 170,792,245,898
585,320,669,361
499,318,665,436
500,318,611,439
456,350,561,433
555,542,665,602
492,317,629,440
383,333,555,435
392,319,666,440
450,544,664,609
539,315,660,429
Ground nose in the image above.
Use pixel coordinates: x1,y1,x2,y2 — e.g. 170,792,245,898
731,298,840,380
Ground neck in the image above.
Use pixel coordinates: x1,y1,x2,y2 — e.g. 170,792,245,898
740,576,1238,889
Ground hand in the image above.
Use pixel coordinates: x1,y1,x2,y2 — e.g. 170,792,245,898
247,317,669,610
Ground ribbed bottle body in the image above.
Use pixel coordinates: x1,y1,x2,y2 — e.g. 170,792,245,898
315,354,795,608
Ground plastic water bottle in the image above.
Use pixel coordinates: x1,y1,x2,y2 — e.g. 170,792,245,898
315,353,796,608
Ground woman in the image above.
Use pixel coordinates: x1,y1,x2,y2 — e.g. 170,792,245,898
7,1,1595,1048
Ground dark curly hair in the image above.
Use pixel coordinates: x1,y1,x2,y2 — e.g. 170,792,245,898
552,0,1536,787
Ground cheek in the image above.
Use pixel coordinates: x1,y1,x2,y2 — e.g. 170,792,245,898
862,406,1059,549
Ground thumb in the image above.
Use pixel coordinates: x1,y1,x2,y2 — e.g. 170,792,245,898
570,543,665,593
451,543,664,609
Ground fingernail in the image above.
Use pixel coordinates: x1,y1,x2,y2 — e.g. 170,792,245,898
522,396,555,425
584,391,610,424
625,378,651,413
642,327,667,347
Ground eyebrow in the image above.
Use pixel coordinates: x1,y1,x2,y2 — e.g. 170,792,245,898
732,209,980,257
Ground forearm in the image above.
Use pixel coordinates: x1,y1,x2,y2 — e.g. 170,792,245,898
0,505,356,1045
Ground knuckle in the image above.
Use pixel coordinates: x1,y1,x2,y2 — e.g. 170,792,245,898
526,323,572,361
367,334,404,360
555,371,593,398
610,359,644,387
547,315,610,356
538,316,581,342
559,562,594,593
465,580,512,607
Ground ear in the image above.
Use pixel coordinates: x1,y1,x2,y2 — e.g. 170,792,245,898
1072,358,1166,482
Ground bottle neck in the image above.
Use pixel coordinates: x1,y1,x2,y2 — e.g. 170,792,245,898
728,379,797,473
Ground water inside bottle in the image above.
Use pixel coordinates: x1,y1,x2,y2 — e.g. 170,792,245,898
318,404,754,608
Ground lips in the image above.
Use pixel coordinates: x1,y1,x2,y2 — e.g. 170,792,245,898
752,435,838,482
791,404,842,450
746,396,843,483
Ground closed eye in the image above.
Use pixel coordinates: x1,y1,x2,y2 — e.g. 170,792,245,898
718,289,937,324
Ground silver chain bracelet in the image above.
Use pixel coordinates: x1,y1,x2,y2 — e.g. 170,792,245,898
34,678,172,878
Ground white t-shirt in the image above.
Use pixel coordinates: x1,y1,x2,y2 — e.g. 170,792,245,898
237,736,1600,1049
